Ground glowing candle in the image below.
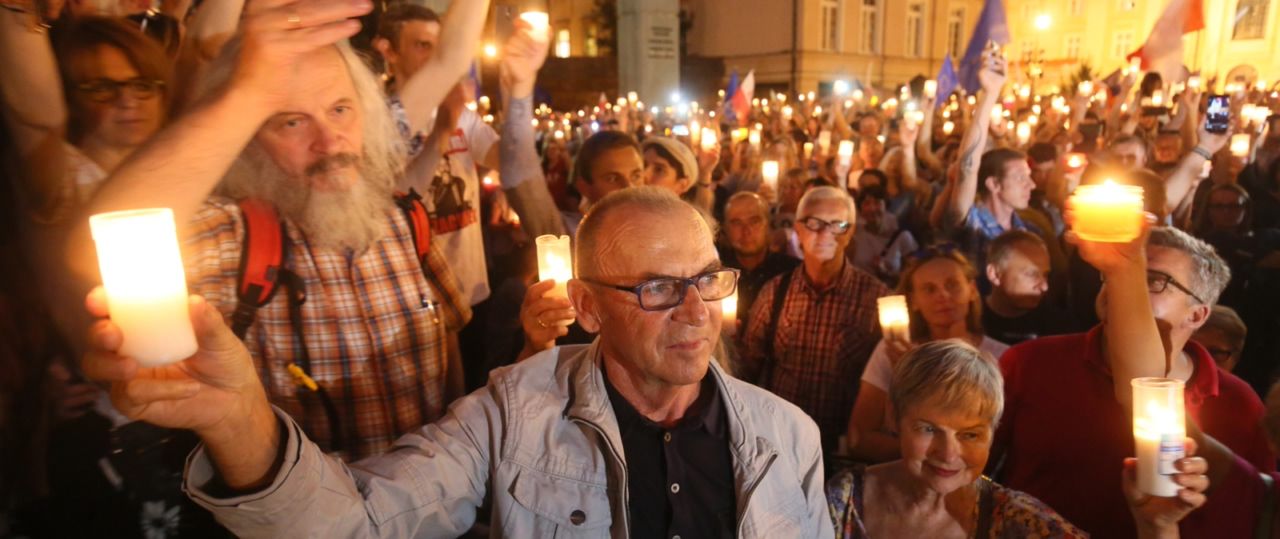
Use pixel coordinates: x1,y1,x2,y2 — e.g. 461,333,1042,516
721,291,738,336
837,140,854,168
1127,57,1141,75
1078,81,1094,97
817,131,832,154
942,121,955,135
905,110,925,128
923,79,938,99
1187,76,1201,90
748,129,761,150
536,234,573,299
761,161,780,202
782,105,793,120
1016,122,1032,145
731,128,748,144
1132,378,1186,497
616,97,627,107
1151,90,1164,107
1065,152,1088,170
627,91,638,104
814,105,824,117
877,295,910,342
1070,180,1145,242
1231,134,1251,157
803,142,814,160
89,208,197,366
519,11,550,42
701,127,718,152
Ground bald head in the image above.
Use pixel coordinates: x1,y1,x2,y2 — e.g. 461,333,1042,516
575,187,714,278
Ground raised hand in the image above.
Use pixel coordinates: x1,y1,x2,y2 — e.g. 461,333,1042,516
519,279,576,359
1065,203,1156,277
500,16,551,100
978,51,1008,96
1122,439,1209,538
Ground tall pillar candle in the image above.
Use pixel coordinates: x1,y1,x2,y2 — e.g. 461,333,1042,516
536,234,573,298
877,295,910,342
1132,378,1186,497
761,161,780,202
90,208,198,366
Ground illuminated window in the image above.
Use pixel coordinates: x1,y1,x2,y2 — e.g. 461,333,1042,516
555,29,571,58
907,3,925,57
821,0,841,51
1234,0,1269,40
947,8,965,58
860,0,880,54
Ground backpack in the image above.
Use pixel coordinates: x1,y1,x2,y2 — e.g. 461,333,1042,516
228,189,436,453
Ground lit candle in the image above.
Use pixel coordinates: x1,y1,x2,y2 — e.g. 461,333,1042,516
1151,90,1164,107
478,95,491,110
536,234,573,299
90,208,197,366
814,105,824,117
923,79,938,99
721,291,738,336
942,120,955,135
731,128,748,144
1231,134,1251,157
853,89,864,101
1069,180,1145,242
1127,57,1141,76
877,295,910,342
837,140,854,168
748,129,761,150
519,11,550,43
1065,152,1088,170
1187,76,1201,90
803,142,814,160
817,131,832,154
905,110,925,128
701,127,718,152
1078,81,1094,97
1132,378,1186,497
616,97,627,108
627,91,638,104
1016,122,1031,145
690,120,702,147
782,105,793,120
761,161,780,202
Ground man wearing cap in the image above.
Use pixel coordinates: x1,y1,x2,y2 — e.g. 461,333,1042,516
82,187,833,538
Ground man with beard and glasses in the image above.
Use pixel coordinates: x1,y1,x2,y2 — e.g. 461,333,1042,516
68,0,488,462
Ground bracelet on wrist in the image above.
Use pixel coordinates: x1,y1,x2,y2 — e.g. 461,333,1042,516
1191,146,1213,160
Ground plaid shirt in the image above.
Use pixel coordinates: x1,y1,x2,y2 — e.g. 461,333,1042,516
184,197,471,461
742,261,889,452
956,204,1041,282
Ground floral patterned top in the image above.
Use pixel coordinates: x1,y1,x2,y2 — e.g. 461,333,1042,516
827,466,1089,538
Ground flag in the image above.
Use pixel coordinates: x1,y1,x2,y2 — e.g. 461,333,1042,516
935,56,958,109
469,61,482,99
723,70,740,119
958,0,1011,93
729,70,755,127
1127,0,1204,84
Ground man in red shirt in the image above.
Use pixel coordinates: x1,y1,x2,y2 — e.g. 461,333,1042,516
993,226,1272,539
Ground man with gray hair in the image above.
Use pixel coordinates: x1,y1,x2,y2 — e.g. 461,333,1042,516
69,0,494,460
81,187,833,538
992,225,1272,538
742,186,890,456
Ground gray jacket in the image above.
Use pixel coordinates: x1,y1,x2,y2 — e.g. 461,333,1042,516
184,341,833,538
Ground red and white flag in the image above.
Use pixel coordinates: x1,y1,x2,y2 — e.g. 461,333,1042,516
1127,0,1205,83
730,70,755,126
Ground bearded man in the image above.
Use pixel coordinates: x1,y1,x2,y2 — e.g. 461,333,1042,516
70,0,488,461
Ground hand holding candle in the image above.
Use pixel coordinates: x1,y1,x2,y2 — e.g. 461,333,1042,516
518,11,550,43
90,208,198,366
536,234,573,299
877,295,911,343
1132,378,1187,497
1069,180,1145,243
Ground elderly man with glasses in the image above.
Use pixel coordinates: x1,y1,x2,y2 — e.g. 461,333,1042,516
990,225,1273,539
742,186,891,457
80,187,832,538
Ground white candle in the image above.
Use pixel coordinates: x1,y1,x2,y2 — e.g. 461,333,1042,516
1065,152,1088,170
536,234,573,299
748,129,761,150
1187,76,1201,90
1016,122,1032,145
721,291,738,336
519,11,550,43
803,142,814,161
1132,378,1186,497
782,105,793,120
837,140,854,168
924,79,938,99
817,131,832,154
761,161,780,201
90,208,197,366
1070,180,1145,242
701,127,718,152
877,295,910,342
628,91,638,104
1231,134,1251,157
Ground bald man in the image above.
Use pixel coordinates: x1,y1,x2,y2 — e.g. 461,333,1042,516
82,187,832,538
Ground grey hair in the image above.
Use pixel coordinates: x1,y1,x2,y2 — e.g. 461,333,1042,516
890,339,1005,426
575,186,713,277
797,185,857,222
192,39,405,198
1147,227,1231,306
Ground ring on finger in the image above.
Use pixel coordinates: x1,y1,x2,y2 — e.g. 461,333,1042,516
286,11,302,28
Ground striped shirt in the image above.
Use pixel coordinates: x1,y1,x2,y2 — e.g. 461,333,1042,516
742,261,889,453
183,197,471,461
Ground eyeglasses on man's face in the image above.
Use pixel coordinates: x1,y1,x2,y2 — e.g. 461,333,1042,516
1104,269,1205,305
580,268,741,311
798,216,851,235
77,78,165,103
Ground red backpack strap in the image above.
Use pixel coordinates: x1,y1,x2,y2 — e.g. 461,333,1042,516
231,198,288,339
394,189,432,263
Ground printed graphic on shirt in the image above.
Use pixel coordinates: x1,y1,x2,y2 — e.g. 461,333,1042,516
427,129,479,234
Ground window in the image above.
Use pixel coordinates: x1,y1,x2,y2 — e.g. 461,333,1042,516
1113,31,1134,58
860,0,880,54
555,29,571,58
906,2,925,57
1065,34,1082,59
1070,0,1085,16
947,8,965,58
585,24,599,57
821,0,841,51
1234,0,1269,40
1118,0,1136,11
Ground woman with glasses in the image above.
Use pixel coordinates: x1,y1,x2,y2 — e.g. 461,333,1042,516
828,340,1085,538
847,246,1008,463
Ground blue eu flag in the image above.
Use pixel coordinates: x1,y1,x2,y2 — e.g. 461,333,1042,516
958,0,1011,93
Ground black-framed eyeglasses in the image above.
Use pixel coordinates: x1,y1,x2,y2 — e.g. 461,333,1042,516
77,78,165,103
1103,269,1206,304
799,216,852,235
579,268,741,311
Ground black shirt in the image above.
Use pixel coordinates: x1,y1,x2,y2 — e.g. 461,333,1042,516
603,370,737,539
981,298,1077,346
719,249,800,326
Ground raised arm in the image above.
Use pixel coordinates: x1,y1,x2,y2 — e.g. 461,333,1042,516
944,51,1006,229
170,0,247,107
394,0,489,137
1165,126,1229,216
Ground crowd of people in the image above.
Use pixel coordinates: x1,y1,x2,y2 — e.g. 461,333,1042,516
1,0,1279,537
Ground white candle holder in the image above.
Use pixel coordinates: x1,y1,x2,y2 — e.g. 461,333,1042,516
877,295,911,342
1069,181,1145,242
90,208,198,366
536,234,573,299
1132,377,1186,497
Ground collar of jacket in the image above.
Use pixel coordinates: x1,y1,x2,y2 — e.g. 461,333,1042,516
561,338,781,537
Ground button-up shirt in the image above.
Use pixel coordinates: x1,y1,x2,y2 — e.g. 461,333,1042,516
184,197,471,461
604,369,736,539
742,261,890,453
